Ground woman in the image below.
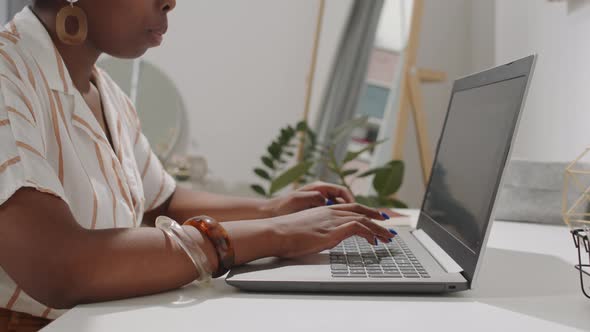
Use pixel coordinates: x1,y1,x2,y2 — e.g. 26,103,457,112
0,1,394,330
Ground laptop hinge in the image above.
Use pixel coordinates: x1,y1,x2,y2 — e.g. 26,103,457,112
412,229,463,273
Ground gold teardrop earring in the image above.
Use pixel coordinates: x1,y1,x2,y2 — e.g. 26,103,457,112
56,0,88,45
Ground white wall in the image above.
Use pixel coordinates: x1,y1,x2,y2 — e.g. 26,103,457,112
141,0,499,205
471,0,495,70
143,0,350,192
496,0,590,163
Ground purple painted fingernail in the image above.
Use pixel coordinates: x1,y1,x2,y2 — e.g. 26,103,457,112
374,237,378,246
326,199,335,206
381,212,390,220
389,228,398,236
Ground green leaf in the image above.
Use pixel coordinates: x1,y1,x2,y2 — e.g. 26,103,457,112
342,139,387,164
355,195,371,206
261,156,274,170
285,151,295,157
341,169,358,177
330,116,368,144
287,125,295,135
357,167,388,178
270,161,314,195
327,161,339,173
250,184,267,196
390,198,408,209
355,195,380,208
306,128,317,142
267,143,281,160
254,168,271,181
296,121,308,131
279,135,289,145
372,160,404,196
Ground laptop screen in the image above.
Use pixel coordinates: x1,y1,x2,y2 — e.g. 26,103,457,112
417,55,534,284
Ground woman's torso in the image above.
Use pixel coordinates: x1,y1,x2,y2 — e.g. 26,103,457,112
0,7,175,319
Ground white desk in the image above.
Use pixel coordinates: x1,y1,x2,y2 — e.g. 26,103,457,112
43,210,590,332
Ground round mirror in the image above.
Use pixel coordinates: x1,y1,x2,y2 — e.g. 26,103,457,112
97,57,186,161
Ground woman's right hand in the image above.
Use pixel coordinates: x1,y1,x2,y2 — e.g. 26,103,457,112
272,203,395,258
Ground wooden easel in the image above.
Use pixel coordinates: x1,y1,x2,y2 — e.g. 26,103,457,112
391,0,446,186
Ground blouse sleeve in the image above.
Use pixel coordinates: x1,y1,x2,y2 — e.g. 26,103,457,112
134,128,177,212
0,73,68,206
125,99,176,212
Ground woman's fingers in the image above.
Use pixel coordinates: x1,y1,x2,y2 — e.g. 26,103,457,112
333,220,377,246
332,215,393,243
329,210,391,240
334,197,347,204
292,190,326,209
350,215,392,241
300,182,355,203
329,203,385,220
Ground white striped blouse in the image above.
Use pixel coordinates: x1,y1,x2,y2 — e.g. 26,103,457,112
0,7,176,319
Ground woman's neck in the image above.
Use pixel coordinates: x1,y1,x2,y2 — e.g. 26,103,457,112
31,6,101,93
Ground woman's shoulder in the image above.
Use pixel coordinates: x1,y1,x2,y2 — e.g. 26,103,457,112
0,25,51,112
0,27,36,85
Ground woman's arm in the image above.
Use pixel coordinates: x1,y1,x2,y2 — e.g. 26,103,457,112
0,188,392,309
0,188,274,308
146,186,275,225
144,181,361,226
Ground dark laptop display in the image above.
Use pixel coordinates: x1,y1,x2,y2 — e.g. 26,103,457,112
417,55,535,284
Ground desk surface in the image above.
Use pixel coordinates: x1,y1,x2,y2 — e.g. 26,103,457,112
43,210,590,332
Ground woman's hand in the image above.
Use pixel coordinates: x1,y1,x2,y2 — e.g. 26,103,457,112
263,181,355,217
271,203,393,258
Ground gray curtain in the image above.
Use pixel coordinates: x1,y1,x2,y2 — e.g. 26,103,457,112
314,0,384,181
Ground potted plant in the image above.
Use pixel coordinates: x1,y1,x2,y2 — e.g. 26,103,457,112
251,117,407,208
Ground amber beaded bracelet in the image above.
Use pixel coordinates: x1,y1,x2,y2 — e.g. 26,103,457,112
183,215,235,278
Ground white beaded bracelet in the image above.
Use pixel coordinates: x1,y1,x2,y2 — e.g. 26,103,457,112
155,216,212,284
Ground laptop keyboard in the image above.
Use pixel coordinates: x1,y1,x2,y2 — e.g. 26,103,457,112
329,236,430,278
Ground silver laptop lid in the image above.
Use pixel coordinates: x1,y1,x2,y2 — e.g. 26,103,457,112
416,55,536,286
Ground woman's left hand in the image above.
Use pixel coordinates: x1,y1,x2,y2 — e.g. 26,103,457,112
264,181,355,217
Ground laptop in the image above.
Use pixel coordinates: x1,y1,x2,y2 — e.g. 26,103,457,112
226,55,536,293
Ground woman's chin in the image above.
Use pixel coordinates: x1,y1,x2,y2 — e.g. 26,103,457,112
108,47,149,60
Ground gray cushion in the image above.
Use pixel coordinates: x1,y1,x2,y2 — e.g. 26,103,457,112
495,160,590,225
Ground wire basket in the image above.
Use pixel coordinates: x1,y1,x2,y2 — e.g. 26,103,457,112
563,148,590,298
571,228,590,298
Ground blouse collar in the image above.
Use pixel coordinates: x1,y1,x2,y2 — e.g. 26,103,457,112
11,6,75,95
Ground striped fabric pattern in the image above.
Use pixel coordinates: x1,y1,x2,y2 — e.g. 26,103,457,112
0,8,176,319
